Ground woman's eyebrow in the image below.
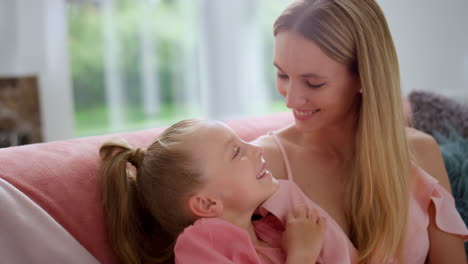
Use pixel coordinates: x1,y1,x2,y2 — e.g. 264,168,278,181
299,73,327,79
273,62,283,71
274,62,326,79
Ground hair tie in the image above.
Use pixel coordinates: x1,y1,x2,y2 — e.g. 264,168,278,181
129,147,146,168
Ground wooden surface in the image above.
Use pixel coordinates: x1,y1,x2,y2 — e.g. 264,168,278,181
0,76,42,146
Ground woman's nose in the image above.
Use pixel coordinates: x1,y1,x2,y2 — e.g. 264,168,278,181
284,84,307,108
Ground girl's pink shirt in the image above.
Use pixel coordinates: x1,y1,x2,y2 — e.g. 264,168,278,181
175,133,468,264
174,217,286,264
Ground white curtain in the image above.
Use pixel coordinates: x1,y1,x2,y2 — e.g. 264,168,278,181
198,0,268,120
101,0,126,130
138,0,160,116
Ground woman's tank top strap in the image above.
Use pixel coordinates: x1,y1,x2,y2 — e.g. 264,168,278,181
268,131,294,181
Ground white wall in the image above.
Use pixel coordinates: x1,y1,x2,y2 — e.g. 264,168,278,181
378,0,468,101
0,0,74,142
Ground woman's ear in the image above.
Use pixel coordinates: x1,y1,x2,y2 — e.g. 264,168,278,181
353,74,362,94
187,194,223,218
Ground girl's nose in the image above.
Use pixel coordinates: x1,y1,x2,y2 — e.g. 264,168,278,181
249,143,264,158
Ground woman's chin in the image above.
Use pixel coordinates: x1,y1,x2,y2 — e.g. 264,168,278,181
294,120,320,133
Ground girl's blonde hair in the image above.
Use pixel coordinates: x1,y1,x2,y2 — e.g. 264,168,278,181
100,119,203,264
275,0,410,263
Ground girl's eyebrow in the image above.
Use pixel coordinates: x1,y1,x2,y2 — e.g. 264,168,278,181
223,137,235,158
224,137,234,149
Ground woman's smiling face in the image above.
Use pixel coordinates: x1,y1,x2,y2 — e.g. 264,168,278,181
274,31,362,132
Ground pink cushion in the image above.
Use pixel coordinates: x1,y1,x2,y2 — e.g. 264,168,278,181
0,112,293,263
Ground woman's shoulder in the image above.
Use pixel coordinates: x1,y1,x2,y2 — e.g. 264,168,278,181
251,133,280,163
406,127,452,192
406,126,436,145
252,125,295,147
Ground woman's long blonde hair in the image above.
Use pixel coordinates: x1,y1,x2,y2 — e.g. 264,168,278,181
275,0,410,263
99,119,203,264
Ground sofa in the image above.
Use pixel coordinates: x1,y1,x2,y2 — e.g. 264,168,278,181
0,112,294,263
1,93,467,263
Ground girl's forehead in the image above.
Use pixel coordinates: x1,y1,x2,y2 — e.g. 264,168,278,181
188,121,232,144
187,121,234,178
197,120,230,133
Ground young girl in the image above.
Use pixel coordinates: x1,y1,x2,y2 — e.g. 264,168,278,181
100,119,325,264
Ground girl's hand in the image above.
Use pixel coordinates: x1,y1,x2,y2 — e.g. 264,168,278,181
282,206,326,263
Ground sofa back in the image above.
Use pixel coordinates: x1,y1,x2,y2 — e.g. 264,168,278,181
0,112,293,263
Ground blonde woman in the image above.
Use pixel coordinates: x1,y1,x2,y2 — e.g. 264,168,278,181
253,0,468,263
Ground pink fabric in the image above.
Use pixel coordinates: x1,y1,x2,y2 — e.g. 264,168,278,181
257,180,359,264
175,218,286,264
0,112,293,263
263,132,468,264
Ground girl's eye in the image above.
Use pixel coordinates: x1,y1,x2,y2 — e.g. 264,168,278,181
306,82,325,89
232,147,241,159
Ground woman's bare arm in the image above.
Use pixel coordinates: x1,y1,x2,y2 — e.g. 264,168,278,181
408,128,467,264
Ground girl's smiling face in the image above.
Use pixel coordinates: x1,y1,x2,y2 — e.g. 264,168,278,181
187,121,279,220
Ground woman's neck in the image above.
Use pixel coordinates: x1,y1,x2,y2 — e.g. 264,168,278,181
291,112,358,161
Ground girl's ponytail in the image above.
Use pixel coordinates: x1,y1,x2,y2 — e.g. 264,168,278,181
100,119,203,263
100,140,174,264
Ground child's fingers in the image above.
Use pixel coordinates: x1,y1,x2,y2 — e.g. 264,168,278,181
306,206,312,219
288,206,327,224
302,207,320,224
308,208,319,222
294,205,308,219
317,216,327,231
286,210,295,223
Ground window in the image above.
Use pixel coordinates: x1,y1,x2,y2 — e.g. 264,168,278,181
68,0,290,137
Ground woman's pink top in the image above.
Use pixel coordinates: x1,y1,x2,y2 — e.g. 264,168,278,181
256,132,468,263
175,132,468,264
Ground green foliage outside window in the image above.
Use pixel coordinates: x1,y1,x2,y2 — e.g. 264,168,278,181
68,0,288,137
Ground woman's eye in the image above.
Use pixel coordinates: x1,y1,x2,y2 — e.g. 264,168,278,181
306,82,325,89
277,73,288,79
232,147,241,159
